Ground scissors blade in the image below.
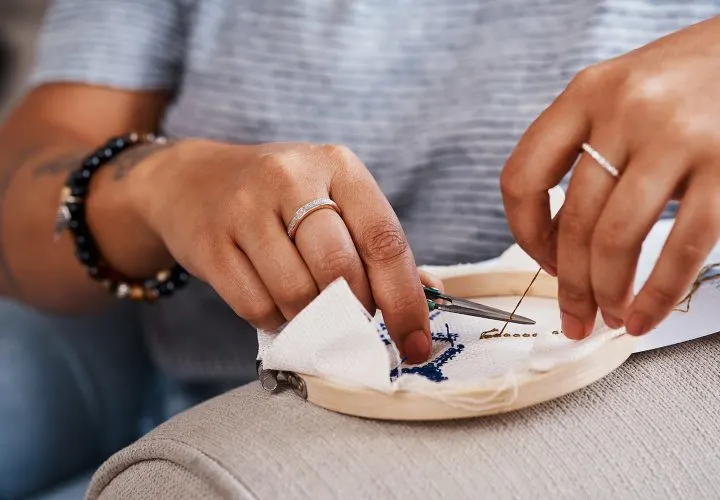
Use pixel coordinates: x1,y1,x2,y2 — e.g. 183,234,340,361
433,303,536,325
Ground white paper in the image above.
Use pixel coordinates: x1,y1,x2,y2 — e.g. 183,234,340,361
632,220,720,353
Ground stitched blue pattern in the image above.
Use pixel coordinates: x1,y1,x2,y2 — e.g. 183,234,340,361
378,323,392,345
400,344,465,382
389,356,408,382
391,323,466,383
431,323,457,347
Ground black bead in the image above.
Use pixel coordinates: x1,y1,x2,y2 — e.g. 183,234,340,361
74,235,95,253
75,234,88,247
69,170,90,186
108,137,126,150
66,202,83,217
101,147,114,160
83,156,101,170
172,267,190,284
69,184,88,197
76,247,98,266
144,278,159,291
69,222,88,236
157,281,176,296
87,266,101,278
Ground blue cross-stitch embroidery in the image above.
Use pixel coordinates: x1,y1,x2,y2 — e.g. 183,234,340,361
431,323,457,347
378,323,392,345
400,344,465,382
389,324,466,383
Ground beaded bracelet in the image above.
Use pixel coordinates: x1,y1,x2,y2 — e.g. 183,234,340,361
54,132,190,302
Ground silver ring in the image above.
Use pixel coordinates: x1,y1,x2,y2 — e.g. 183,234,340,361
286,198,341,240
581,143,620,178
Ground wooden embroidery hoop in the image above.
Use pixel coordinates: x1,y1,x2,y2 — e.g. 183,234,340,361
285,269,638,421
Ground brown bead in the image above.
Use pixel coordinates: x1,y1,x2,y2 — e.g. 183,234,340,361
129,286,145,301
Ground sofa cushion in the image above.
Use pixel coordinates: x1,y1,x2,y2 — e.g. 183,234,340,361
88,334,720,499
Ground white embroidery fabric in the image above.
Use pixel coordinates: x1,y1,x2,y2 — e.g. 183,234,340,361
257,186,626,398
258,277,622,396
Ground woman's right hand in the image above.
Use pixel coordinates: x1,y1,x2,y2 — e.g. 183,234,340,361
126,140,432,363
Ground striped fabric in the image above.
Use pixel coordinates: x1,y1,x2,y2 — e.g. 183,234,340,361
28,0,718,380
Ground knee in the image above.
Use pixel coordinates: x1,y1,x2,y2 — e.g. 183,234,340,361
0,300,150,499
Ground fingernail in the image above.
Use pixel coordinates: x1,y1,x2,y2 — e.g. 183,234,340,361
626,312,649,336
423,271,445,292
403,330,431,364
543,262,557,277
561,312,587,340
602,312,624,329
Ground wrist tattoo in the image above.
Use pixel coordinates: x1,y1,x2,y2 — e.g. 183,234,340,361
108,141,173,181
31,141,172,181
33,152,88,177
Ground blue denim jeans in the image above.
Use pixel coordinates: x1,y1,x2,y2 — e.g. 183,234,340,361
0,299,152,498
0,299,246,499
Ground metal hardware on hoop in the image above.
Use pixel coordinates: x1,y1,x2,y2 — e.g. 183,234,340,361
257,361,308,400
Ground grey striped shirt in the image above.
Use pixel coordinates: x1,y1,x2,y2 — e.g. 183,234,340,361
28,0,716,380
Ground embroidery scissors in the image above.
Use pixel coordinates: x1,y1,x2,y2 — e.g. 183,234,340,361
423,286,535,325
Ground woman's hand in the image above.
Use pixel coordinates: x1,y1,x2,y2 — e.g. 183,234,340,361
501,17,720,340
129,140,433,362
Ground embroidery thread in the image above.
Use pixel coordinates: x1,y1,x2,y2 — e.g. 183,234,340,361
673,263,720,313
495,267,542,338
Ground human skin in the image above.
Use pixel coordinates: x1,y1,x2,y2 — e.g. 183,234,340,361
0,84,440,364
501,16,720,340
4,17,717,368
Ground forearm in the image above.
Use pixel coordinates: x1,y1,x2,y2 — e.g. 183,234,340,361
0,117,171,314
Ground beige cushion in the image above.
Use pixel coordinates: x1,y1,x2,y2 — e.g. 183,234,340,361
88,335,720,500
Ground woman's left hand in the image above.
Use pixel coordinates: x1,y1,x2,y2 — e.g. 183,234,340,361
500,17,720,340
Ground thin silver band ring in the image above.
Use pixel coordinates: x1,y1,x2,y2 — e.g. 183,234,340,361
286,198,342,240
581,143,620,178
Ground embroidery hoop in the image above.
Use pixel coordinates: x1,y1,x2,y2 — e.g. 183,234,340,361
280,269,638,421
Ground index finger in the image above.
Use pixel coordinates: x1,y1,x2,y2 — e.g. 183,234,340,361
500,85,590,271
327,147,431,364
